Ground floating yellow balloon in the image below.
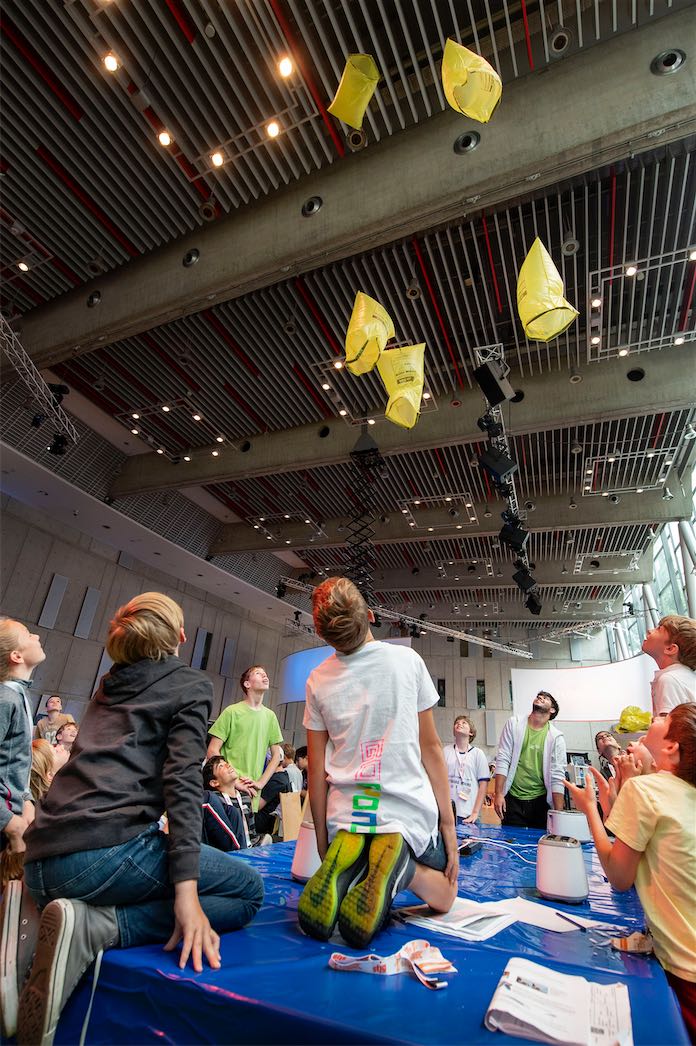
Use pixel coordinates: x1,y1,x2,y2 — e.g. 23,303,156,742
377,343,425,430
517,238,579,342
328,54,379,130
441,39,502,123
344,292,395,375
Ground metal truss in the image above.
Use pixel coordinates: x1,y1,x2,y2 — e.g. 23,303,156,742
277,576,533,659
0,313,78,443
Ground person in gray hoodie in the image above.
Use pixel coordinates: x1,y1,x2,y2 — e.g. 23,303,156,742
1,593,264,1046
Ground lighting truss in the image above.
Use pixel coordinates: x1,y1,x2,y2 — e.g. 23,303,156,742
474,344,529,571
582,448,678,496
0,313,78,444
276,576,533,659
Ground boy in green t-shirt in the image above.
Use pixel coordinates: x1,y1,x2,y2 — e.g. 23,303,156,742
207,667,284,799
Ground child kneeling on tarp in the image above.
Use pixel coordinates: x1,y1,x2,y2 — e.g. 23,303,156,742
298,577,458,948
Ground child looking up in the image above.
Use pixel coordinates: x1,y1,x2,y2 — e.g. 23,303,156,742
566,702,696,1039
298,577,458,950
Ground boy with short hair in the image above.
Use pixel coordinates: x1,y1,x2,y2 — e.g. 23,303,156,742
444,715,490,824
206,666,284,796
202,756,270,851
642,615,696,716
298,578,458,950
282,743,304,793
34,695,74,746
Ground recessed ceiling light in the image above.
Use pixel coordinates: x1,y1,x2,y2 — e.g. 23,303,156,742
216,435,224,443
586,468,593,475
183,454,191,462
259,517,265,522
17,261,29,272
646,451,655,459
284,513,290,519
591,335,600,345
674,336,685,345
132,413,139,419
156,447,164,455
690,249,696,262
665,459,673,465
285,539,291,544
408,521,416,527
401,508,408,514
618,348,629,357
339,408,347,416
278,56,293,78
608,456,615,463
131,428,139,435
266,120,281,138
158,131,172,147
212,450,219,456
192,413,202,421
334,360,344,370
414,499,421,505
602,491,609,497
636,487,643,493
456,524,463,530
428,527,434,532
162,405,171,412
367,418,376,426
211,151,224,167
304,518,311,524
591,297,602,308
625,264,637,277
321,382,331,391
103,53,119,72
423,391,431,400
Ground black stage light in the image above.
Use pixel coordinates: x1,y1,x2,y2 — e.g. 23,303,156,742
31,412,47,428
476,414,504,438
525,592,543,616
499,521,529,553
446,635,455,643
513,567,537,592
478,446,518,484
372,613,382,628
473,361,516,407
48,383,69,405
293,610,301,623
276,581,287,598
496,482,514,499
47,433,68,456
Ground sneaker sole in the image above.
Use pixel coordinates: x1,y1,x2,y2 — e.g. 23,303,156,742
298,831,368,941
0,880,22,1038
338,833,409,950
17,899,75,1046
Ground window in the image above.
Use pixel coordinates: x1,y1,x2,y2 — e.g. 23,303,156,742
436,678,446,707
191,628,213,670
459,639,469,657
476,679,486,708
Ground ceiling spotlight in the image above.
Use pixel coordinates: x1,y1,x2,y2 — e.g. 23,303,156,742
422,391,431,400
591,297,602,308
216,435,224,443
569,497,577,510
266,120,281,138
625,264,638,277
17,260,29,272
161,404,170,412
483,504,492,518
192,413,202,421
158,131,172,147
211,151,224,167
690,249,696,262
591,335,600,345
367,418,376,426
570,439,582,456
561,564,568,575
334,360,344,370
131,413,140,419
662,487,674,501
131,428,139,435
183,454,191,462
278,56,293,78
339,408,347,417
47,433,69,456
103,53,119,72
684,423,696,441
156,447,165,455
636,487,643,493
569,367,582,384
618,348,629,357
674,336,685,346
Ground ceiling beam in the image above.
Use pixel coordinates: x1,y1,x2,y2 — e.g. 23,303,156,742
20,10,696,370
370,558,652,593
110,346,694,496
211,488,690,554
376,602,622,624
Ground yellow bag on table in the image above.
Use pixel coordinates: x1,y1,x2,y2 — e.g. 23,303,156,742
345,292,395,375
517,237,579,342
377,343,425,430
617,706,652,734
441,38,502,123
328,54,379,130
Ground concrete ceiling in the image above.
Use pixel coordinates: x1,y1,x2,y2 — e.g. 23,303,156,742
1,0,695,642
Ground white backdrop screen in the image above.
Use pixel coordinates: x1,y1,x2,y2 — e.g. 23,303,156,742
278,638,412,704
511,654,653,722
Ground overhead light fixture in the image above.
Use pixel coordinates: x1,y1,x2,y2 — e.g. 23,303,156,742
662,487,674,501
618,348,629,357
674,336,685,346
570,439,582,456
690,249,696,262
266,120,281,138
17,260,29,272
161,405,170,412
183,454,191,462
212,450,219,457
131,413,140,419
367,418,376,426
321,382,331,391
591,297,602,308
422,391,431,400
278,56,293,78
569,367,582,384
483,504,492,518
591,335,600,345
131,428,139,435
47,433,68,456
103,53,119,72
684,423,696,441
156,447,165,455
192,413,202,421
158,131,172,147
625,264,638,277
339,408,347,417
211,151,224,167
216,435,224,443
636,487,643,493
334,360,344,370
569,496,577,510
561,564,568,574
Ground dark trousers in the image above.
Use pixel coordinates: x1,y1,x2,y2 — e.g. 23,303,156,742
502,792,549,830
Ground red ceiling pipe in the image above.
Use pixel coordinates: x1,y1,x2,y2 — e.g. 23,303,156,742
677,265,696,332
608,168,617,287
206,484,251,520
294,277,342,355
140,332,200,392
267,0,345,159
481,215,503,314
650,411,665,449
411,237,464,388
163,0,196,44
0,206,80,286
519,0,535,71
203,311,260,377
290,362,333,418
433,447,447,477
223,381,268,432
0,14,83,121
36,145,139,256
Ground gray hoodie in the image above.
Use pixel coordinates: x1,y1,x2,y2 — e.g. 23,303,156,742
0,679,33,831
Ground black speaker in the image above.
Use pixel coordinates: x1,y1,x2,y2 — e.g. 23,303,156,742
513,568,536,592
478,446,518,483
525,592,543,615
473,361,516,406
499,522,529,552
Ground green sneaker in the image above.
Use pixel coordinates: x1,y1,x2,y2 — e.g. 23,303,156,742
298,831,370,941
338,833,414,950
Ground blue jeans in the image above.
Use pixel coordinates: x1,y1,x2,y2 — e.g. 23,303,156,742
24,824,264,948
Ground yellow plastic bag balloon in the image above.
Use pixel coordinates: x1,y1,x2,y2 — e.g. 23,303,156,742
377,344,425,430
517,237,579,342
328,54,379,130
441,39,502,123
616,706,652,734
345,292,395,375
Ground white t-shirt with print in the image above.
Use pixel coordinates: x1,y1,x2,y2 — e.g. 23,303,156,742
651,663,696,716
303,640,439,858
444,744,490,818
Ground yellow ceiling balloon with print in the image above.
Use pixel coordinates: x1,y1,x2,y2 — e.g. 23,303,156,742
328,54,380,130
377,343,426,430
441,39,502,123
517,237,579,342
345,292,395,375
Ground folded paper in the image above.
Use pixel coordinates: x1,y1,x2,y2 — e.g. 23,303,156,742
517,237,579,342
442,39,502,123
345,291,395,375
377,343,425,429
328,54,379,130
